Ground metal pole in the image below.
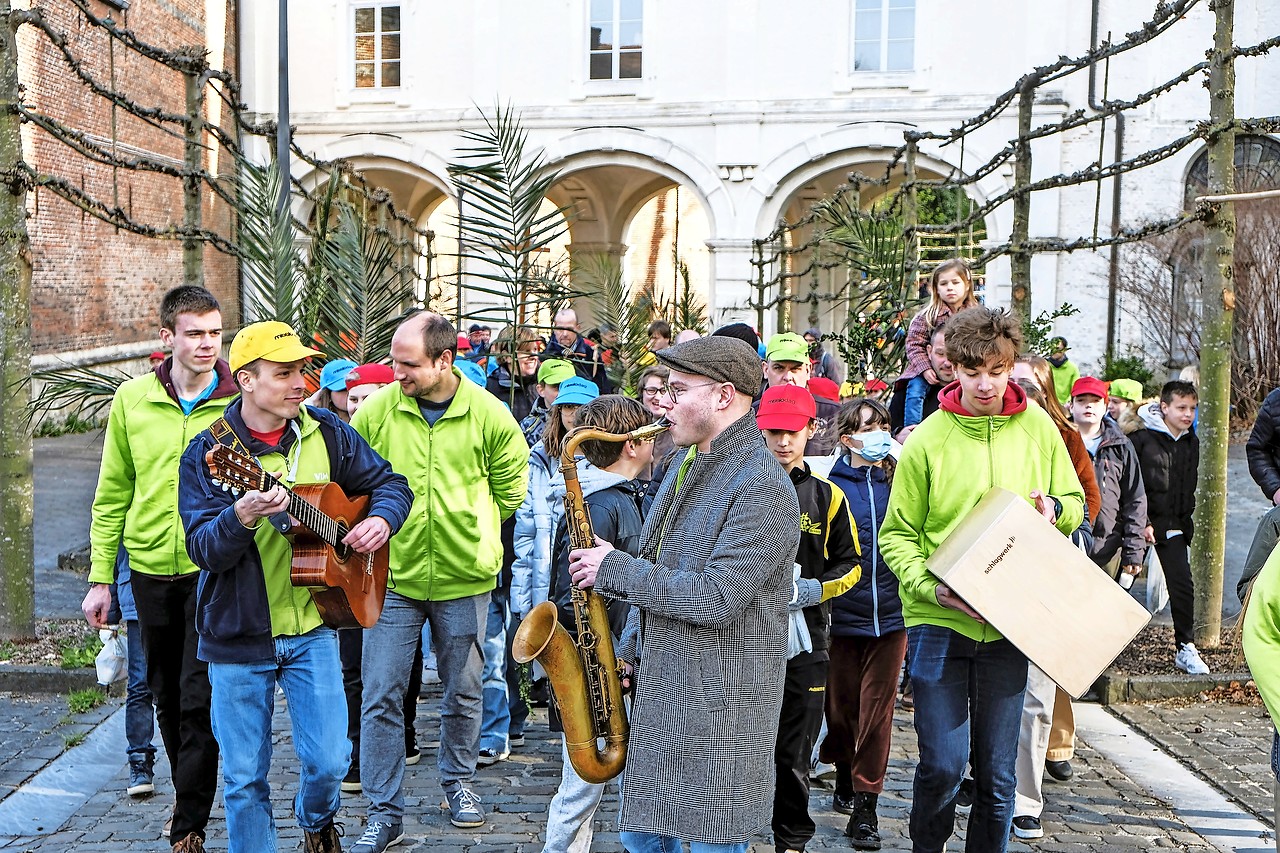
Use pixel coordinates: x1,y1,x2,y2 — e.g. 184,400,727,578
276,0,290,215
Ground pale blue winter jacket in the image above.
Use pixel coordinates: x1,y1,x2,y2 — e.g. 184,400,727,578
511,443,566,615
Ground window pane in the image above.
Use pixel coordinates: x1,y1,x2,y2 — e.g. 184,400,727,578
887,39,913,71
382,34,400,60
381,61,400,87
355,62,374,87
855,9,880,41
381,5,400,32
889,0,913,8
590,0,611,23
620,50,641,78
620,19,642,48
854,41,881,71
354,7,374,33
355,35,375,62
589,52,613,79
887,7,913,39
591,22,614,49
856,0,880,9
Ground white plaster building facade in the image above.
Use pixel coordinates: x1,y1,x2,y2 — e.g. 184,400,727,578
238,0,1280,375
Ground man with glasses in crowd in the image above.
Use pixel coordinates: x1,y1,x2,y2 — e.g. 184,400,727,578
569,335,801,853
546,306,613,393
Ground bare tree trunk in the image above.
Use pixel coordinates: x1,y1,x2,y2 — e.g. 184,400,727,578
1190,0,1235,649
0,0,35,640
1009,75,1037,317
903,136,919,294
182,66,204,286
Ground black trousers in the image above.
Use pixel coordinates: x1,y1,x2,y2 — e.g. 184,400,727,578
1155,534,1196,648
130,572,218,841
339,626,423,769
772,656,829,853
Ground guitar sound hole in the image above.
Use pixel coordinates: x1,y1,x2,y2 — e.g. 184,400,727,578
335,525,352,561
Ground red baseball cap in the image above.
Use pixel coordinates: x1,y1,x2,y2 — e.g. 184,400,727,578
865,378,889,393
345,362,395,390
1071,376,1108,401
807,377,840,402
456,333,472,352
757,385,817,432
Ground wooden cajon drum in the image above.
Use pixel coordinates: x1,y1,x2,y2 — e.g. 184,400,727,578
926,487,1151,697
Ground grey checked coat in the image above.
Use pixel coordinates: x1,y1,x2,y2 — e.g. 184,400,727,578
595,414,802,844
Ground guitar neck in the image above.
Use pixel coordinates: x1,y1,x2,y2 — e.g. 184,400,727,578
256,470,343,549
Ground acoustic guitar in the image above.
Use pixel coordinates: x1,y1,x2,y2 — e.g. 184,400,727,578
205,444,390,629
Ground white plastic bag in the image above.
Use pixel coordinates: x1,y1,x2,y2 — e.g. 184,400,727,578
786,563,813,659
1144,547,1170,615
95,627,127,686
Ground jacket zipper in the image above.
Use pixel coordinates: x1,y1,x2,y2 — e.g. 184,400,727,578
867,475,881,637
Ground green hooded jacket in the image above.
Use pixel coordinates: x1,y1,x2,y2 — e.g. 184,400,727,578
878,382,1086,642
350,368,528,602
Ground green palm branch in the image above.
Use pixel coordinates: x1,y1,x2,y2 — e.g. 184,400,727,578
448,102,577,327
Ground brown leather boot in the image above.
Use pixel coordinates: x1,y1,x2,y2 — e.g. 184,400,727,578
303,821,343,853
171,833,206,853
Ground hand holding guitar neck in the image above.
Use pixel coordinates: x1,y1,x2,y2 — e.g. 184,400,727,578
233,474,290,528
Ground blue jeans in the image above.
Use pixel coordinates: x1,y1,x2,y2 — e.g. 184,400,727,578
362,591,488,822
208,627,348,853
619,832,747,853
907,624,1028,853
904,374,931,427
123,619,155,768
480,586,512,752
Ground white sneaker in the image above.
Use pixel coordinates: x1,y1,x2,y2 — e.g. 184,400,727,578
1175,643,1211,675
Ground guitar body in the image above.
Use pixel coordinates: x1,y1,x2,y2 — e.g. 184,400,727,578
288,482,389,629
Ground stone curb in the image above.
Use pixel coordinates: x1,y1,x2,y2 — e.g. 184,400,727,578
0,665,101,694
1094,669,1253,704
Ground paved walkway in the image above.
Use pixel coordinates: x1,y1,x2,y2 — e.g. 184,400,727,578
0,683,1273,852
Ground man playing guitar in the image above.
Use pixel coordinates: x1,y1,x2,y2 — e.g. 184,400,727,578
178,321,412,853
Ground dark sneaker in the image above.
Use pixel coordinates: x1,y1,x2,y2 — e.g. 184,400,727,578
350,820,404,853
832,791,856,814
127,763,154,797
404,746,421,766
443,787,486,828
1012,815,1044,839
955,777,974,811
341,763,362,793
303,821,344,853
508,733,526,748
477,747,509,767
1045,759,1073,781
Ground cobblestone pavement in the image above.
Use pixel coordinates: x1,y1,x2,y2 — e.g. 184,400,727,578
0,692,115,805
1111,699,1275,828
0,682,1242,852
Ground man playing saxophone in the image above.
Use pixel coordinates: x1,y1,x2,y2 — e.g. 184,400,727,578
540,395,654,853
570,336,802,853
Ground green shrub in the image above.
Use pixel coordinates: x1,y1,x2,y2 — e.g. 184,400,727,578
1101,352,1158,397
59,634,101,669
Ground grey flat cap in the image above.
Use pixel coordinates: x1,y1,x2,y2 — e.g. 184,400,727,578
655,335,762,398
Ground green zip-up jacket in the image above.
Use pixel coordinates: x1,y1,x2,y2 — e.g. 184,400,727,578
89,360,237,584
349,368,528,602
878,381,1086,642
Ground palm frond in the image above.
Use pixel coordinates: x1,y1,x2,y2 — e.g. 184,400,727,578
235,157,307,327
29,365,130,425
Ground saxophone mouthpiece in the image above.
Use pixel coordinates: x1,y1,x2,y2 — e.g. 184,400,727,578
630,419,670,441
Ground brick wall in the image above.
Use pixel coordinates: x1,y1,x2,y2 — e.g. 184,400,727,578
19,0,240,358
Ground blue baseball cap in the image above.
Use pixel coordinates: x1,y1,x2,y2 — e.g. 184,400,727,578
319,359,357,391
456,359,487,388
554,376,599,407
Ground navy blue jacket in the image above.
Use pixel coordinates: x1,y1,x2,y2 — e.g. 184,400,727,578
827,456,904,638
179,400,413,664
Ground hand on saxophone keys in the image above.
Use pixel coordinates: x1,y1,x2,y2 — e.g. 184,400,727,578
569,535,615,589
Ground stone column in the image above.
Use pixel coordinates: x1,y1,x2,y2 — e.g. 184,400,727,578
705,237,759,333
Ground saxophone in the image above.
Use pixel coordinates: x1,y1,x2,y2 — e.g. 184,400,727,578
511,418,668,784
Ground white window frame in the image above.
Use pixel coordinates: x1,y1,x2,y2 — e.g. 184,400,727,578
340,1,408,107
845,0,917,87
583,0,648,97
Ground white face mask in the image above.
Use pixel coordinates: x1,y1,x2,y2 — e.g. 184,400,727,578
848,429,894,462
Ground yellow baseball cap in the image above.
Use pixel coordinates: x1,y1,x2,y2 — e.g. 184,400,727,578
229,321,322,372
765,332,809,365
